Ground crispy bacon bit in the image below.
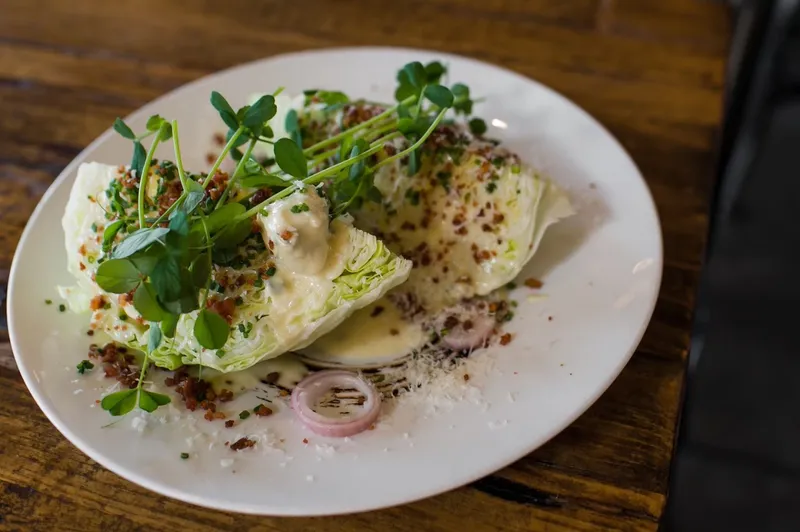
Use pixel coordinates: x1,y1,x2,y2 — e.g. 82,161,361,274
370,306,385,318
444,316,459,329
79,263,86,271
455,226,468,235
225,420,235,428
463,320,474,331
400,221,416,231
267,239,275,251
250,188,272,206
279,229,294,242
157,179,183,211
524,278,543,289
230,437,256,451
218,389,234,402
390,328,399,336
205,171,229,201
463,374,470,382
89,295,107,311
302,438,309,444
481,224,493,232
264,372,280,384
206,298,236,324
452,213,466,226
254,405,273,417
206,153,216,165
78,244,87,256
213,133,225,146
500,333,513,346
89,343,138,388
493,213,505,224
383,143,397,156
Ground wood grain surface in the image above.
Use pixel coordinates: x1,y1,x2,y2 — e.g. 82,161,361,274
0,1,730,530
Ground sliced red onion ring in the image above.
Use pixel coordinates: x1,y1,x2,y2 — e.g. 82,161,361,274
442,313,495,351
290,370,381,437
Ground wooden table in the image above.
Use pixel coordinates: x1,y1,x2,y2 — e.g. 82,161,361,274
0,1,730,530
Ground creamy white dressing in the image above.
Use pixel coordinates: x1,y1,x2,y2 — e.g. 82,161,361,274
300,300,424,367
209,353,309,392
260,219,349,345
258,185,330,276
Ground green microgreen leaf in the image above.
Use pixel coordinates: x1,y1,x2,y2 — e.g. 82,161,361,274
158,122,173,142
146,115,163,132
101,389,137,416
347,142,366,181
469,117,487,136
403,61,427,88
95,259,141,294
160,313,179,338
102,220,126,253
113,118,136,140
148,323,163,352
180,180,205,215
190,254,211,288
129,246,164,276
133,282,166,321
131,140,146,178
274,138,307,178
202,203,245,234
227,127,249,149
138,390,171,413
407,148,421,176
239,174,291,189
150,255,182,302
214,217,252,249
168,210,189,237
285,109,302,146
193,309,229,350
211,91,238,130
111,227,169,259
451,83,474,115
424,85,454,108
76,360,94,374
242,94,277,134
425,61,446,83
317,90,349,107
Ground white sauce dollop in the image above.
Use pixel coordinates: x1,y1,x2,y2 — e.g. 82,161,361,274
257,185,330,276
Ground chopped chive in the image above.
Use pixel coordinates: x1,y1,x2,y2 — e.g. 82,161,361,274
45,299,52,305
58,304,66,312
180,452,189,460
239,410,251,420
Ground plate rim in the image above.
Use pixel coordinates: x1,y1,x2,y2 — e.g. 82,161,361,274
7,45,664,516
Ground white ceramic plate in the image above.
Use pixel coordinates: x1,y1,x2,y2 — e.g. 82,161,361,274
8,47,662,516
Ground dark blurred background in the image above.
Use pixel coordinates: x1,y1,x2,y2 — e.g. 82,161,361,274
663,0,800,530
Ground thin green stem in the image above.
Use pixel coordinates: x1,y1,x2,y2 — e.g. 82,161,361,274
238,131,404,220
171,120,190,191
146,121,193,228
202,127,244,189
371,108,448,172
215,138,257,209
199,217,212,308
137,126,165,227
301,95,416,156
136,349,150,393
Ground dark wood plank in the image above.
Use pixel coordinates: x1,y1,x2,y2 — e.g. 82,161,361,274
0,0,730,529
